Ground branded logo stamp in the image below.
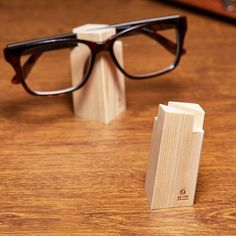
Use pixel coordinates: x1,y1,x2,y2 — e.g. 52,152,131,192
177,189,189,201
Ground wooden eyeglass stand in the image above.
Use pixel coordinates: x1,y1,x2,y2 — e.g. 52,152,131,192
70,24,126,124
145,101,205,209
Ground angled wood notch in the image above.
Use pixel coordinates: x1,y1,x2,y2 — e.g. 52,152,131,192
145,102,205,209
71,24,126,124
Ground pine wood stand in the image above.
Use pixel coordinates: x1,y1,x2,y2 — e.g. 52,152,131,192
71,24,126,124
145,101,205,209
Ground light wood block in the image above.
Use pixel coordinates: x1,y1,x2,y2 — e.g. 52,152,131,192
71,24,126,124
145,102,205,209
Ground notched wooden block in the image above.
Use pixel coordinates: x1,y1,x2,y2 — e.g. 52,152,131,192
71,24,126,124
145,102,205,209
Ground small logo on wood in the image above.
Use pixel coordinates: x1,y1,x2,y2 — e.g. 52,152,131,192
177,189,189,201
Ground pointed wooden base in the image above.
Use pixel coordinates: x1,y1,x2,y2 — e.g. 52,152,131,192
145,102,205,209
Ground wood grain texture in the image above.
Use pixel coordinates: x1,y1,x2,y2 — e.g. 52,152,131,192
0,0,235,235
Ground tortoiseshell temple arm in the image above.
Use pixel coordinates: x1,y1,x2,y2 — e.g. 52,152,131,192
141,28,186,55
11,53,42,84
115,25,185,56
114,15,187,55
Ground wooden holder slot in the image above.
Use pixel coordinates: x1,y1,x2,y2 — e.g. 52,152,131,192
71,24,126,124
145,101,205,209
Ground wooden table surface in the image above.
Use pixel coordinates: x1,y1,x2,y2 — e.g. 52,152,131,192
0,0,235,235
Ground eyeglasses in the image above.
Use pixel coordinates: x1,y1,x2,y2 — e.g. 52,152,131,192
4,15,187,96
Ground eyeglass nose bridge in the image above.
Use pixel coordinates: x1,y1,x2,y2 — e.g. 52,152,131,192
94,40,113,54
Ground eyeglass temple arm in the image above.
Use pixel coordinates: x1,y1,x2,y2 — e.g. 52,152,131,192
141,28,186,55
11,53,42,84
116,26,186,56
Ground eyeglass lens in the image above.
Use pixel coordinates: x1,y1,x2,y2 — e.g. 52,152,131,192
113,23,178,77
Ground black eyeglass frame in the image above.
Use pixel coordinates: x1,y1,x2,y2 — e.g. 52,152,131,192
4,15,187,96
